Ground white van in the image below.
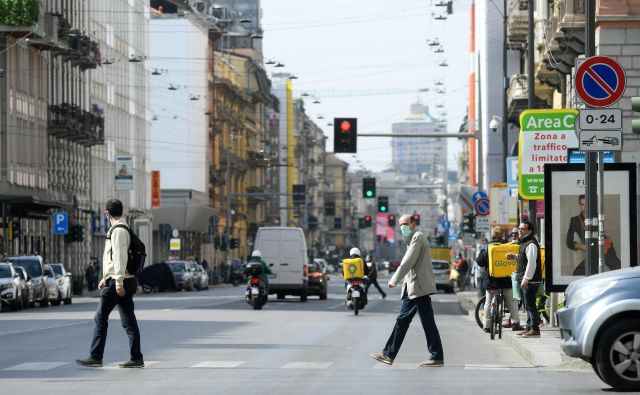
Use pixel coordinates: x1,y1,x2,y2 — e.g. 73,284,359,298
254,227,308,302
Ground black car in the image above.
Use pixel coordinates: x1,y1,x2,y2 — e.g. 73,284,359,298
307,262,327,300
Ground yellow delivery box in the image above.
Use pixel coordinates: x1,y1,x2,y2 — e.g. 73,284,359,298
430,247,452,262
343,257,365,280
488,243,545,278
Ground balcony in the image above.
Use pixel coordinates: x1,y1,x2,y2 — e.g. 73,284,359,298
1,6,65,51
541,0,585,76
208,165,225,186
506,0,528,49
47,103,104,146
56,30,101,71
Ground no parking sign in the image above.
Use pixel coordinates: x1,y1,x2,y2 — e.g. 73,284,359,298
575,56,626,107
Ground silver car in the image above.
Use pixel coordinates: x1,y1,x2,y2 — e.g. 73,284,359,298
0,262,23,311
43,265,62,306
432,260,455,294
47,263,73,305
557,266,640,391
6,256,48,307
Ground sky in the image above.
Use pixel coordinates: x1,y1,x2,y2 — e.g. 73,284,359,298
261,0,472,172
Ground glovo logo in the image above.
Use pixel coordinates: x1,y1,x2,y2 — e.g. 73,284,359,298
348,263,357,275
494,260,515,267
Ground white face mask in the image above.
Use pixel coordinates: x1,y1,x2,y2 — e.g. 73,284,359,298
400,225,412,237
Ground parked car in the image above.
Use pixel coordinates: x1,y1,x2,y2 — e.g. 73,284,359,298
307,261,328,300
165,261,194,291
46,263,72,305
14,266,34,309
195,264,209,290
43,265,62,306
0,262,23,311
186,261,206,290
432,260,454,294
558,267,640,391
6,256,48,307
314,258,330,275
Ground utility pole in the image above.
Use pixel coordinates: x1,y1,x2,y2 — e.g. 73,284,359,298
584,0,598,276
502,0,509,183
527,0,536,222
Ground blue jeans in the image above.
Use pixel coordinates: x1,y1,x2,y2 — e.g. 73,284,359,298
90,277,142,361
383,292,444,360
522,282,540,331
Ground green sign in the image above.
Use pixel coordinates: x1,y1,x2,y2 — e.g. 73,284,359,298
518,109,578,200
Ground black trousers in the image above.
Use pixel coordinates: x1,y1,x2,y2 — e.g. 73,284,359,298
365,277,386,297
89,277,143,361
522,282,540,331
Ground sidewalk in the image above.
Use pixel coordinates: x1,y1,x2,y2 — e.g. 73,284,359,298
456,289,591,371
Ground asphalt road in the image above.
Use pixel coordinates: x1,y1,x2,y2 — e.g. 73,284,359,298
0,272,606,394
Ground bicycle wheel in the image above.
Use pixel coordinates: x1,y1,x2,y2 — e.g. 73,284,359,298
498,295,504,339
475,295,486,329
490,296,497,340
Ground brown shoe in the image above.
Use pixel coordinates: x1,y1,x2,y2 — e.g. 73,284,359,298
521,329,540,338
419,359,444,367
370,352,394,365
516,329,529,336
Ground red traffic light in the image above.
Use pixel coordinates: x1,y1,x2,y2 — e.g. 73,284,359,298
412,214,421,225
388,214,396,227
364,215,371,221
340,120,351,132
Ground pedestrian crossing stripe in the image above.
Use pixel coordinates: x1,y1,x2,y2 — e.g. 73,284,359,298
102,361,159,369
372,363,417,370
4,362,68,371
464,364,510,370
191,361,245,368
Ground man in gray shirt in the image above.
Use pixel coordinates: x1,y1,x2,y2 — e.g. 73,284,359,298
370,214,444,367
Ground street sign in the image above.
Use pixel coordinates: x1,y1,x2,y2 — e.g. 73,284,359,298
471,191,488,204
519,109,579,200
575,56,626,107
448,228,457,243
474,197,490,216
579,130,623,151
475,216,490,233
578,108,622,130
170,238,181,251
53,212,68,235
567,149,615,163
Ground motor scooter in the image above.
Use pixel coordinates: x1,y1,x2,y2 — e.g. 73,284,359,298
244,263,267,310
345,277,367,315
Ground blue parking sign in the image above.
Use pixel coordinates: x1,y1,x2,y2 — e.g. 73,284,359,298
53,212,68,235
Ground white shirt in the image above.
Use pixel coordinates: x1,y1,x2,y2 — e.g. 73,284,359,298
522,243,539,282
102,218,133,286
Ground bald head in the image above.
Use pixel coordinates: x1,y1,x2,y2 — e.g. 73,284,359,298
399,214,415,227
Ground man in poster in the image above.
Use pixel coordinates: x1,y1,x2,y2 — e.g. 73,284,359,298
565,194,620,276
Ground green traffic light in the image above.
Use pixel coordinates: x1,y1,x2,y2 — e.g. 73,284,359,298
380,206,387,212
366,190,373,197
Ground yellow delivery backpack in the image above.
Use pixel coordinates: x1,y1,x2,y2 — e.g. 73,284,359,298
488,242,545,278
342,257,365,280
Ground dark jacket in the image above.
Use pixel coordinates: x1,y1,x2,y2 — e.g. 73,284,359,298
366,260,378,279
516,234,542,282
476,238,511,289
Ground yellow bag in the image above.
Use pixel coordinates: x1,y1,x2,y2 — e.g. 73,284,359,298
449,268,460,281
342,257,365,280
488,243,546,278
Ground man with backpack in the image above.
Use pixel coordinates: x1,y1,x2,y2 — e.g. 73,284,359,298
76,199,145,368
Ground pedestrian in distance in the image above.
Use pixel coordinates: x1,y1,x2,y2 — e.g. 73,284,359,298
76,198,144,368
506,219,542,338
453,253,469,291
370,214,444,367
476,227,524,332
85,262,96,292
364,254,386,299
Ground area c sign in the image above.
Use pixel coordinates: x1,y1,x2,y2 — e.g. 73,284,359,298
518,109,579,200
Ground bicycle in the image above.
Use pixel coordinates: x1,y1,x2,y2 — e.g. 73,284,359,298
475,294,523,329
488,289,504,340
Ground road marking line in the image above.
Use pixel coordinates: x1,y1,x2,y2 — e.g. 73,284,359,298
281,362,333,369
0,322,87,336
4,362,68,371
191,361,245,368
372,363,417,370
464,364,510,370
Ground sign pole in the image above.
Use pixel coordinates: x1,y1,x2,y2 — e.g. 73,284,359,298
598,153,605,274
584,0,597,277
527,0,537,226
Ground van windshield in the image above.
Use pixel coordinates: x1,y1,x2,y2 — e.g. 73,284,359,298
0,265,11,278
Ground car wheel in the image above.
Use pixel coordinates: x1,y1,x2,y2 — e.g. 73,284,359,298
51,292,61,306
319,286,328,300
300,290,307,302
40,297,49,307
64,290,72,305
277,293,285,300
594,318,640,391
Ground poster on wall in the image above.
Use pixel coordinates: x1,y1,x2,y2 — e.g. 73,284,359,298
115,156,133,191
544,163,637,292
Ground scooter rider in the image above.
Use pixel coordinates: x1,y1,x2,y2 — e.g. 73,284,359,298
245,250,271,293
343,247,369,284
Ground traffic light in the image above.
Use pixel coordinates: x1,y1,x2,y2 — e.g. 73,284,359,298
362,177,376,198
358,217,365,229
632,97,640,134
412,214,420,226
377,196,389,213
11,220,21,238
76,224,84,242
388,214,396,227
292,184,306,205
333,117,357,153
461,214,476,234
364,215,372,227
